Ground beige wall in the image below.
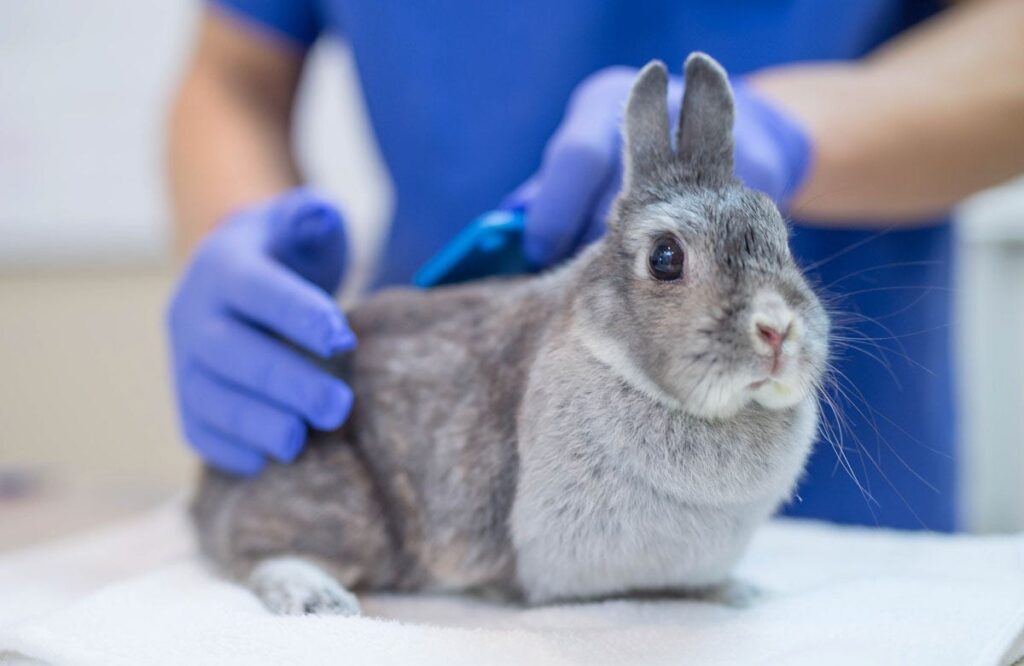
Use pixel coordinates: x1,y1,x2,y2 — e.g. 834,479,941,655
0,267,193,548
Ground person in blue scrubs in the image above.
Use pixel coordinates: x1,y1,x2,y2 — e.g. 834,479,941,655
166,0,1024,531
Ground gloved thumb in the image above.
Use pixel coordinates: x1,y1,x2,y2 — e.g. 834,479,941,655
266,188,348,294
267,188,343,247
500,177,541,213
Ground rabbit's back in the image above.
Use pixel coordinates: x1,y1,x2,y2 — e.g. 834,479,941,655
194,276,565,594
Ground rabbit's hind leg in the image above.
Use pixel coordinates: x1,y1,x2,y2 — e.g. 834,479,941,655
249,556,361,615
192,438,401,615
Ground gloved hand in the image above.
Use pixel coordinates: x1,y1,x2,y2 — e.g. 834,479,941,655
514,66,812,267
167,188,356,476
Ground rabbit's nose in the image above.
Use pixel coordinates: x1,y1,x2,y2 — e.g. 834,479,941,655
749,291,798,357
756,322,787,351
751,317,794,357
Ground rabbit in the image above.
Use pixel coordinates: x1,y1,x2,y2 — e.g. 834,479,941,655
191,52,830,616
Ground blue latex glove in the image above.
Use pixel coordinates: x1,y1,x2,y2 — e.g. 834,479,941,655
514,66,812,267
167,188,356,476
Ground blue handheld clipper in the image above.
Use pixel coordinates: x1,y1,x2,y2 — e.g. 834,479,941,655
413,209,536,288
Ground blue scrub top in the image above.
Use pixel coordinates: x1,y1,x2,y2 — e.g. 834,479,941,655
212,0,956,531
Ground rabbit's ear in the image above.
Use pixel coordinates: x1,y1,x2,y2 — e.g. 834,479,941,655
675,53,734,184
623,60,672,190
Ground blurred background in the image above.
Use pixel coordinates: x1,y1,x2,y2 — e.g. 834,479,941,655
1,1,1021,550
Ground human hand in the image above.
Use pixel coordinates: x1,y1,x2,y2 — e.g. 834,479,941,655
515,64,811,267
167,188,355,475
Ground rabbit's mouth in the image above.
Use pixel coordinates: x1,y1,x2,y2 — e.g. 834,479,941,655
747,349,794,391
751,378,800,406
748,368,811,411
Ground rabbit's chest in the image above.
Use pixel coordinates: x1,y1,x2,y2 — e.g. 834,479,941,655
507,331,819,603
508,346,794,603
510,460,757,603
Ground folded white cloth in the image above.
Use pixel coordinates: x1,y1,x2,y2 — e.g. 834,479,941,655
1,503,1022,666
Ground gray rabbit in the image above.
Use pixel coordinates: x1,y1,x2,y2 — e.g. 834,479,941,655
192,53,830,615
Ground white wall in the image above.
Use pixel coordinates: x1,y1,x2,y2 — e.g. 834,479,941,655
0,0,390,280
957,181,1024,532
1,2,188,263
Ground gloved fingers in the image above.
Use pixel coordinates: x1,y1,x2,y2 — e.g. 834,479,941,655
524,139,616,266
181,367,309,464
666,76,685,130
223,254,356,359
183,417,266,477
728,83,812,207
266,189,347,293
191,316,354,432
521,68,640,266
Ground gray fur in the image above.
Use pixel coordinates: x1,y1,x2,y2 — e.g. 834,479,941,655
192,53,830,612
677,53,735,185
623,61,672,190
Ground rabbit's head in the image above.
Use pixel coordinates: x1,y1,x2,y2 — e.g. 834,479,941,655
574,54,829,419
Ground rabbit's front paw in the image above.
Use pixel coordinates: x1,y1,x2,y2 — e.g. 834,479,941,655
249,557,361,616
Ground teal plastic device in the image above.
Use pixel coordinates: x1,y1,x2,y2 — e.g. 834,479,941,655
413,209,536,288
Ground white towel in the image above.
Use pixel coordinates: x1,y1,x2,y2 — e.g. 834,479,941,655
1,504,1023,666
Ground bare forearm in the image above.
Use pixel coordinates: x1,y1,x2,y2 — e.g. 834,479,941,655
167,13,304,253
751,0,1024,224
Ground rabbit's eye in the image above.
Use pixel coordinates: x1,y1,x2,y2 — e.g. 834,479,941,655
648,235,685,281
